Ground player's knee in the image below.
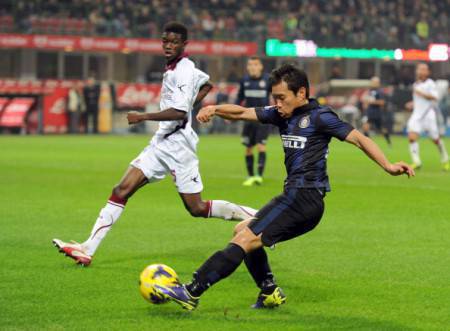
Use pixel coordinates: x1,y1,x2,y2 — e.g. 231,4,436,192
232,227,260,252
112,183,132,200
186,202,207,218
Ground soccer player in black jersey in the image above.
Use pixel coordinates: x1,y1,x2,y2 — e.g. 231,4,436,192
236,57,271,186
154,64,414,310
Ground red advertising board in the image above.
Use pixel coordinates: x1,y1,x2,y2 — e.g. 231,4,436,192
42,87,68,133
0,97,35,127
0,34,258,56
0,97,10,112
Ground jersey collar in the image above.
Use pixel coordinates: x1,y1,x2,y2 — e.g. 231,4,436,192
293,98,319,115
165,52,189,71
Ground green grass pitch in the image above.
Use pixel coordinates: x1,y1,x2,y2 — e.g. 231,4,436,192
1,134,449,330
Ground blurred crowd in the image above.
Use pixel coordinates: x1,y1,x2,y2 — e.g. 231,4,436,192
1,0,448,48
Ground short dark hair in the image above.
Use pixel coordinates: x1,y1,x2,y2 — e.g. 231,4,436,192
163,21,188,41
269,63,309,98
248,56,262,63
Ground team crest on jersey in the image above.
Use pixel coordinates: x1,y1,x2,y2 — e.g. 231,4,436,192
299,115,310,128
259,80,266,88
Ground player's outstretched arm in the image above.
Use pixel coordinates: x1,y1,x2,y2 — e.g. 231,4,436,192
345,129,415,177
197,104,258,122
127,108,186,124
193,82,213,107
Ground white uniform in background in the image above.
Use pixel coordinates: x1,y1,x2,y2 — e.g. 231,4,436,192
407,78,440,140
131,58,209,193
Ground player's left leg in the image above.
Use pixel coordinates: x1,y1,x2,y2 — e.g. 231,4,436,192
156,189,324,310
428,115,449,171
431,137,449,171
253,124,270,185
179,192,257,221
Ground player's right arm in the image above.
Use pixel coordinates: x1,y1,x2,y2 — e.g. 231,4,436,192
197,104,258,122
127,108,186,124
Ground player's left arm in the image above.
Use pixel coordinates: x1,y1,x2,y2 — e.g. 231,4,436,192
345,129,415,177
414,82,438,101
193,81,213,107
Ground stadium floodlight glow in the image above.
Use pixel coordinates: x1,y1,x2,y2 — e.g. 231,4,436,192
428,44,449,62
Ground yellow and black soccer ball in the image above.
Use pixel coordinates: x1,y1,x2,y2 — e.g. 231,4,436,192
139,264,179,304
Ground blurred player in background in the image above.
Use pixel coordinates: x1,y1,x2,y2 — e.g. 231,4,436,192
236,57,271,186
362,76,392,147
407,63,449,171
52,22,257,266
154,64,414,310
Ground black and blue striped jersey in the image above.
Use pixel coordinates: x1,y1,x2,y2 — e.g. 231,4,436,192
236,74,271,107
256,99,354,191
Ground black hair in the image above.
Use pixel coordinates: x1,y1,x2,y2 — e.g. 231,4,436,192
248,56,262,63
163,21,188,41
269,63,309,98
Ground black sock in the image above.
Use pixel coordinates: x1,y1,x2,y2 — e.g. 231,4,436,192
257,152,266,177
245,155,254,176
364,131,370,137
244,247,276,292
384,133,392,145
186,243,246,297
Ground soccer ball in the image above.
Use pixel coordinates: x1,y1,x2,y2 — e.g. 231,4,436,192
139,264,179,304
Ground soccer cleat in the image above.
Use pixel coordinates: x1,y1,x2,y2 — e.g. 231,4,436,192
154,283,199,311
253,176,264,185
52,239,92,266
411,163,422,170
252,286,286,309
442,161,449,172
242,176,257,186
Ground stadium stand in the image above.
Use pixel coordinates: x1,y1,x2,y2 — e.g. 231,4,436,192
0,0,448,48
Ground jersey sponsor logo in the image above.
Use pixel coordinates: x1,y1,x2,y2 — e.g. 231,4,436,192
281,135,307,149
244,90,268,98
299,115,310,128
177,84,186,92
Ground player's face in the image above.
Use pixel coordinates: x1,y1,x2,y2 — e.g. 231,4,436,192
161,32,186,62
271,80,308,119
247,59,263,78
416,64,429,81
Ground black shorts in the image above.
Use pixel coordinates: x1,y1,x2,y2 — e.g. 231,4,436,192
368,116,383,131
249,188,325,247
241,122,270,147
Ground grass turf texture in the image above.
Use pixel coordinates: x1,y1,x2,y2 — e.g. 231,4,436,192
1,135,449,331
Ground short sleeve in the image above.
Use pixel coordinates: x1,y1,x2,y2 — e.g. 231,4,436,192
255,106,282,125
169,66,196,112
317,110,354,141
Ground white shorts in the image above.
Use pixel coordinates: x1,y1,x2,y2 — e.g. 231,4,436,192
407,110,440,140
130,130,203,194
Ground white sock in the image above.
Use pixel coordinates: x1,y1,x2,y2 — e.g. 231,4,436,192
436,139,449,163
209,200,257,221
82,201,125,256
409,141,421,165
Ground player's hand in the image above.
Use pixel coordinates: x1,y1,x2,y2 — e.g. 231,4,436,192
127,111,144,125
197,105,216,123
386,162,415,178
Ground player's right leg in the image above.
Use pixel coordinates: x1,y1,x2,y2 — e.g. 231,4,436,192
242,123,258,186
53,166,148,266
407,116,423,169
